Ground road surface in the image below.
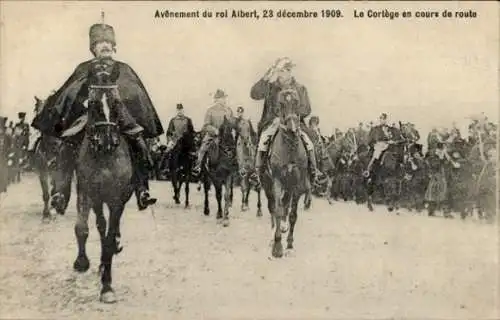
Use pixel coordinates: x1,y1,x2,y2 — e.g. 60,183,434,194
0,174,498,319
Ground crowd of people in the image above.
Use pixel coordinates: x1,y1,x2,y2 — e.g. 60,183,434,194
0,16,497,224
0,112,31,194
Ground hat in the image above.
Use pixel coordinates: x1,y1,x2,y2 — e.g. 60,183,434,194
18,112,26,118
380,113,387,120
276,57,296,71
0,117,6,126
89,14,116,50
309,116,319,125
213,89,227,99
236,106,244,113
176,103,184,110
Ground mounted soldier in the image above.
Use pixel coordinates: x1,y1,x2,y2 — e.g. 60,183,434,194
31,14,163,211
14,112,30,151
306,115,332,175
234,106,258,176
250,57,322,184
364,113,401,177
166,103,195,152
166,103,196,207
192,89,235,176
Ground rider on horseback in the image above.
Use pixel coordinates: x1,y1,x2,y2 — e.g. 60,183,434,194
365,113,399,177
192,89,234,176
166,103,195,153
250,57,323,184
31,17,163,211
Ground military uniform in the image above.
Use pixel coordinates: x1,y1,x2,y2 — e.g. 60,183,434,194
305,116,330,172
235,107,258,176
13,113,30,151
250,60,321,181
192,89,234,174
32,21,163,211
166,104,194,146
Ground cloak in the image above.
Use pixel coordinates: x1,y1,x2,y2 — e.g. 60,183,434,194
32,59,164,139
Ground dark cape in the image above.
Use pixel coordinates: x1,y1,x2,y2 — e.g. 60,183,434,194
31,59,164,139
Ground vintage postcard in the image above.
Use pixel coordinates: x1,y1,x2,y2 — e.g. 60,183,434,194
0,1,498,319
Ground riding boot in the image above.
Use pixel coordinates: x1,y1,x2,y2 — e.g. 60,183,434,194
249,151,266,187
130,134,157,210
50,140,79,214
307,150,323,183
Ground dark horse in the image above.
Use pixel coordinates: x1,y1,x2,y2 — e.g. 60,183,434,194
201,116,237,227
235,117,262,217
71,65,135,303
32,96,67,221
168,131,195,208
365,127,406,212
261,88,310,258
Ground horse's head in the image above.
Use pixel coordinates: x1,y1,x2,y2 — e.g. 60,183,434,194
218,116,237,146
85,58,121,154
276,88,300,134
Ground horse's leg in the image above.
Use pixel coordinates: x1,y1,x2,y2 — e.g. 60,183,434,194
228,176,234,208
39,167,51,221
99,203,124,304
280,190,291,233
73,186,91,273
271,180,284,258
240,180,246,211
222,177,231,227
184,175,190,208
60,171,73,215
241,176,249,212
304,188,312,211
366,177,374,212
256,187,263,217
203,177,210,216
172,171,180,204
385,180,394,212
287,194,300,250
94,201,107,272
215,183,223,222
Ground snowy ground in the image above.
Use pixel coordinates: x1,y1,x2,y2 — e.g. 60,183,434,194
0,173,498,319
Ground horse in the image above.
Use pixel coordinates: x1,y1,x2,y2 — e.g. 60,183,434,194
31,96,68,220
235,117,262,217
365,127,406,212
201,116,238,227
261,88,310,258
70,63,136,303
168,130,195,208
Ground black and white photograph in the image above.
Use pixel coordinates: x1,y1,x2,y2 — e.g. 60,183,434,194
0,1,498,319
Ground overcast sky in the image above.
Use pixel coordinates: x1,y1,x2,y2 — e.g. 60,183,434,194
1,1,498,137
